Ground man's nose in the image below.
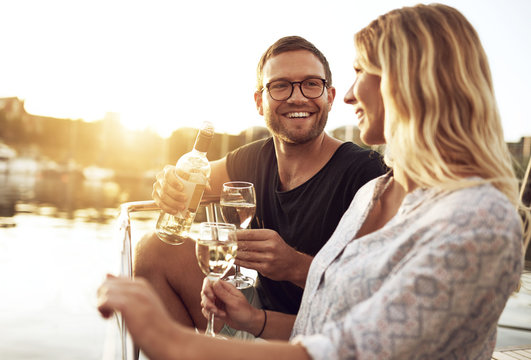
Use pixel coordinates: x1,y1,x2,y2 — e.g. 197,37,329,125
287,83,307,103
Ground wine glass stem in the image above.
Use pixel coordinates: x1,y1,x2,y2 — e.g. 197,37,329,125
234,265,243,286
205,312,216,337
234,223,249,283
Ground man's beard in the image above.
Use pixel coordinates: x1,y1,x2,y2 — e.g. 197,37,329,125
265,111,328,145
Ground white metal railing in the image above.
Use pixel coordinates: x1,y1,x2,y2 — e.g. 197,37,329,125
115,196,219,360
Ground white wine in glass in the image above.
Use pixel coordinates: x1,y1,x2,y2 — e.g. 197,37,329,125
219,202,256,230
220,181,256,289
195,222,237,337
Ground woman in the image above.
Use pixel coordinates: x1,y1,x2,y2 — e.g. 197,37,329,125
98,4,530,359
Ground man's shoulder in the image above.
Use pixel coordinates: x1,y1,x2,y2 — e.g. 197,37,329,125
226,137,275,179
336,141,375,156
333,142,386,170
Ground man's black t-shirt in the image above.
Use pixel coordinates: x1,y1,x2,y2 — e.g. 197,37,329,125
226,137,386,314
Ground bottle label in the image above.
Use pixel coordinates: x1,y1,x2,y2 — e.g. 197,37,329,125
177,172,207,215
188,184,206,211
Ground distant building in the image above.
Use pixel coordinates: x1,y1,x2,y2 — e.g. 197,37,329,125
330,124,362,145
508,136,531,181
0,142,16,160
0,97,25,118
240,126,271,144
508,136,531,162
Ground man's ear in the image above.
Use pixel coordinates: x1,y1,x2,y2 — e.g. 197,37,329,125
327,86,336,112
254,91,264,116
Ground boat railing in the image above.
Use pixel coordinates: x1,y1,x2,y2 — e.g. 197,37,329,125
115,195,219,360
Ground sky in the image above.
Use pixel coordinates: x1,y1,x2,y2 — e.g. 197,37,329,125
1,0,530,141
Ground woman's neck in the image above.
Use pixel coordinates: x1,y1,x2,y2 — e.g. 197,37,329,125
392,167,418,194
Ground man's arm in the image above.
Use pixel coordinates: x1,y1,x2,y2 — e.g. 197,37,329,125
207,158,230,196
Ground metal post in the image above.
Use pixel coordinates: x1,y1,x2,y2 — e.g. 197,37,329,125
117,200,159,360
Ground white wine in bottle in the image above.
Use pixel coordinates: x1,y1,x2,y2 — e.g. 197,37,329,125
155,122,214,245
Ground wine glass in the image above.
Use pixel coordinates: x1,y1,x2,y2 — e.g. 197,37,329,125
220,181,256,289
195,222,238,337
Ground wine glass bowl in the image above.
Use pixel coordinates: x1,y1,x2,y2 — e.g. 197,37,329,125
195,222,238,337
220,181,256,289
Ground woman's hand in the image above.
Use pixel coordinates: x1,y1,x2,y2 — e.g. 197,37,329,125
201,278,263,335
97,275,178,351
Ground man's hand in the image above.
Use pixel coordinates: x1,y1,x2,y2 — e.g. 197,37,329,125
152,165,187,214
235,229,313,288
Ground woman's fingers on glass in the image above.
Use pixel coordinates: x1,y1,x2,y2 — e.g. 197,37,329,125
218,280,249,306
202,279,225,308
218,277,238,291
200,296,215,314
201,303,212,320
201,293,226,319
211,279,235,301
196,223,237,337
201,278,215,297
200,285,217,311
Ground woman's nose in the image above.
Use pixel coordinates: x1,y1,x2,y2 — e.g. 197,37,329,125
344,82,356,105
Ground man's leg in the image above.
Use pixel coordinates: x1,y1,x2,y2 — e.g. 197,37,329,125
133,233,207,330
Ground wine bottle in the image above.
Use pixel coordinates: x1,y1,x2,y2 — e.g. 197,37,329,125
155,122,214,245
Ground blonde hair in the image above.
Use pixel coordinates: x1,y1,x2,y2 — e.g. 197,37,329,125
355,4,530,251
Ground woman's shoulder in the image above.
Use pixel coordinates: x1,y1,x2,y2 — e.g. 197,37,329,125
434,182,516,215
416,182,522,247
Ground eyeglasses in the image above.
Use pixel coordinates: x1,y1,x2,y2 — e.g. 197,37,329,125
262,78,327,101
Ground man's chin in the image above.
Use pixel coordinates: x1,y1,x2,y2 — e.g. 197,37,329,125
278,130,322,145
267,118,327,144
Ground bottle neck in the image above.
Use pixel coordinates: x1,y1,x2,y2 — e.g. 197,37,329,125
194,131,212,153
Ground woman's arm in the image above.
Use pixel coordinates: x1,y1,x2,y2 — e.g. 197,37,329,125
97,275,310,360
201,278,296,341
175,332,311,360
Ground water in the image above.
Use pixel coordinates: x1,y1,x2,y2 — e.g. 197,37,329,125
0,159,195,359
0,208,158,360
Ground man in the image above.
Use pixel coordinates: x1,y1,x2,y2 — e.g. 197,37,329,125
134,35,386,335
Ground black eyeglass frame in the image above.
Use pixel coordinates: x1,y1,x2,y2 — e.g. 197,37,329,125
261,78,328,101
